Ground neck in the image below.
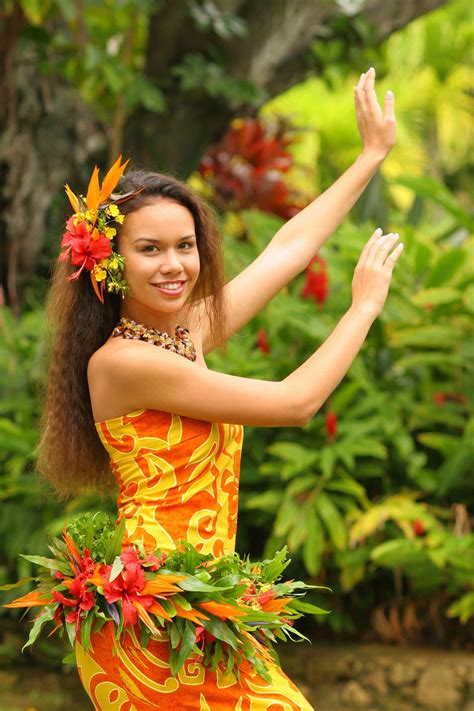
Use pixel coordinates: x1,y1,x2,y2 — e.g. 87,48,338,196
120,303,184,333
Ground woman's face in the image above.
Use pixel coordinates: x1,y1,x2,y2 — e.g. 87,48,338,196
118,199,200,325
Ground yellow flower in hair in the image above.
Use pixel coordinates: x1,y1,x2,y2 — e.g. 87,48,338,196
107,204,120,217
105,226,117,239
116,214,125,224
94,266,107,282
108,257,119,270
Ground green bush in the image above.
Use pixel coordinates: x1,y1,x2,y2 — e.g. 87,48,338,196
206,179,473,633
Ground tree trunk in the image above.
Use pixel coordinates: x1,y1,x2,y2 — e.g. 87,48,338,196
124,0,447,176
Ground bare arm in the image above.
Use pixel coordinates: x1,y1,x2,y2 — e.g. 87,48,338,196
270,67,396,261
97,231,403,427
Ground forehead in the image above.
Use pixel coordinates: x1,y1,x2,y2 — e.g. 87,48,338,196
122,199,195,237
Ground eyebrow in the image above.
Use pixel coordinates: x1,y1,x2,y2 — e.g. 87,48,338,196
133,235,196,244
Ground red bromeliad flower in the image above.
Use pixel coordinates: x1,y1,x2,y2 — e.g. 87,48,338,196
325,411,338,442
60,217,112,280
256,329,271,354
301,255,328,307
199,117,305,219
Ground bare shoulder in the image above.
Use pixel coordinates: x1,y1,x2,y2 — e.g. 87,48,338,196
87,322,206,423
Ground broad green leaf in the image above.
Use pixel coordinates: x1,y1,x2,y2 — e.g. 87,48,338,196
81,611,95,652
0,576,36,591
109,556,124,583
412,287,461,307
22,605,55,652
315,492,347,550
178,576,232,593
389,325,458,348
371,539,426,567
447,592,474,624
19,555,70,576
274,496,299,537
303,508,324,575
104,518,126,564
425,248,467,287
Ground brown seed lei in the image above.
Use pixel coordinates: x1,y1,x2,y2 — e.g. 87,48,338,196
112,317,197,362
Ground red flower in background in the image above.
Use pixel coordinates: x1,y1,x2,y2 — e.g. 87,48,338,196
433,392,466,407
412,520,425,536
301,255,328,307
325,411,338,442
199,117,306,219
256,329,271,354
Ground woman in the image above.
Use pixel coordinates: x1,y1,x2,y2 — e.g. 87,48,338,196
35,68,399,709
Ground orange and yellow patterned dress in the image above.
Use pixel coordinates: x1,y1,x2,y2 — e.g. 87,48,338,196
75,408,314,710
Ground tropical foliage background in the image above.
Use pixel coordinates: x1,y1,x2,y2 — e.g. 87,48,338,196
0,0,472,673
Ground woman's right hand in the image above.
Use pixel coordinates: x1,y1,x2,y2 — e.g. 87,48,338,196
351,228,404,319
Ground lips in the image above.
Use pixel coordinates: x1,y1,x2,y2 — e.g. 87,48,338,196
153,280,187,296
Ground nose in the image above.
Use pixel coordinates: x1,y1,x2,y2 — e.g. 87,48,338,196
159,248,184,275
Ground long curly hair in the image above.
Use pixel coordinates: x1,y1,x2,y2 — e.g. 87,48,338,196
36,168,227,499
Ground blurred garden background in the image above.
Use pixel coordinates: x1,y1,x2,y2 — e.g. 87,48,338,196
0,0,473,709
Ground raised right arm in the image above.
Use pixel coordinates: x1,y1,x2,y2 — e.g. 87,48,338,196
98,230,403,428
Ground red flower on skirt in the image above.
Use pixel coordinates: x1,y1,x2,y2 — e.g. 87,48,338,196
102,561,155,626
52,577,95,632
120,545,165,572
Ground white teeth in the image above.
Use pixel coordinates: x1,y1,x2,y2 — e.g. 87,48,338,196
157,282,182,290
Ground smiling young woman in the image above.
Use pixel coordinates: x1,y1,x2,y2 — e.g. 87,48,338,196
29,68,401,709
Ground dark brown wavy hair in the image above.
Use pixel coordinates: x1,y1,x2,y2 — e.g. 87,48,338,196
36,168,227,498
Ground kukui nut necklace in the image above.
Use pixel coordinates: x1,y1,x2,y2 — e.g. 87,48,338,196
112,317,197,362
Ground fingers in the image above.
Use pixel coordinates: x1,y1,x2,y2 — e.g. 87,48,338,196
384,241,404,270
371,232,400,269
354,71,369,121
359,227,383,265
364,67,383,120
384,90,396,122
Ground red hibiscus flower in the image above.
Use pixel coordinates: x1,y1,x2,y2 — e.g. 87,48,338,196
52,575,95,633
59,217,112,279
102,561,155,626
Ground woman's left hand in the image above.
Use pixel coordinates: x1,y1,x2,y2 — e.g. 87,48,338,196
354,67,396,161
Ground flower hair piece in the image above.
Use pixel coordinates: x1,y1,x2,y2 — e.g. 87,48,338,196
59,155,142,302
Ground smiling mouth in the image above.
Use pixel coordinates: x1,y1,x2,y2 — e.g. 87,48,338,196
153,281,187,293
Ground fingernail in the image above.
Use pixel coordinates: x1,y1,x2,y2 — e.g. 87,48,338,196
386,90,394,97
375,227,383,236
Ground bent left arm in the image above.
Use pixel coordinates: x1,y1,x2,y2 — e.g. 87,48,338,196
270,67,396,265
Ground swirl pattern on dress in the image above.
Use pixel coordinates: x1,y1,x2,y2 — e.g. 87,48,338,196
75,408,314,710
